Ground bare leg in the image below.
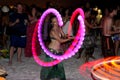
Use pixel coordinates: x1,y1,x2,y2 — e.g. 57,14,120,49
85,54,89,62
84,47,94,62
76,48,84,59
3,35,7,48
17,47,22,62
115,40,119,56
9,46,15,65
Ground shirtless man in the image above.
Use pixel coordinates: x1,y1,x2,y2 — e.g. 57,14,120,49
102,6,119,57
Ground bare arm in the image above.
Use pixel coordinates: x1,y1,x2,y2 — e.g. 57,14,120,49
9,19,19,27
51,30,74,43
114,20,120,31
106,19,120,35
59,27,67,38
85,20,93,29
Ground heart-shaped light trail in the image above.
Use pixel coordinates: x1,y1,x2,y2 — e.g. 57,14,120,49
37,8,85,60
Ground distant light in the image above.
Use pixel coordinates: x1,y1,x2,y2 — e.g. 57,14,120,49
99,15,102,18
10,5,14,9
98,9,101,13
93,7,98,11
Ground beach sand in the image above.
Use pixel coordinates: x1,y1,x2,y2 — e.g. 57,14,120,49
0,46,102,80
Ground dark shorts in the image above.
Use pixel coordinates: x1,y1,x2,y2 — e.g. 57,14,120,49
83,34,95,48
112,34,120,41
101,35,115,57
10,35,26,48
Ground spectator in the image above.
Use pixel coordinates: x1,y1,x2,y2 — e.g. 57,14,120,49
8,3,28,65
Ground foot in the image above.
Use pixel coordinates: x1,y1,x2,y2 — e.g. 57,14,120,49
76,56,81,59
8,60,12,66
85,58,89,63
17,59,22,63
90,56,96,59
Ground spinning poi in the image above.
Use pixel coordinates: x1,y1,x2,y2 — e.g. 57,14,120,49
91,56,120,80
32,8,85,67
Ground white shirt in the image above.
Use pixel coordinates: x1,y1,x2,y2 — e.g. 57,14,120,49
62,21,73,36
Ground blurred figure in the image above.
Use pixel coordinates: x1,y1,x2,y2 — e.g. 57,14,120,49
101,5,119,57
0,10,3,47
42,15,51,46
8,3,28,65
62,8,73,36
83,8,96,62
0,5,10,49
25,5,40,57
77,8,96,62
62,8,73,51
112,10,120,56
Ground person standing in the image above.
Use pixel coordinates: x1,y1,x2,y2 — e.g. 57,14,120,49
113,11,120,56
101,5,119,57
8,3,28,65
77,8,96,62
25,5,40,57
0,11,3,47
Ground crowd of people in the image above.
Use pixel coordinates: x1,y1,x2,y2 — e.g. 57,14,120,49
0,1,120,80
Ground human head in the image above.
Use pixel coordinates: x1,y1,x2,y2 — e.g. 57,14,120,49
16,3,23,13
84,8,91,18
46,2,54,9
30,5,38,16
107,4,117,17
50,16,58,27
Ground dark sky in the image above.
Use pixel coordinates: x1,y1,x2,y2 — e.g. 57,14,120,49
90,0,120,8
0,0,119,9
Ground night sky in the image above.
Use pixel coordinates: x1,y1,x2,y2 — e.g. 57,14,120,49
0,0,120,9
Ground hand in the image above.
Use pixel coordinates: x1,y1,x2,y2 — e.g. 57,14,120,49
24,19,28,25
68,36,74,40
15,19,19,23
118,29,120,33
64,34,68,38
